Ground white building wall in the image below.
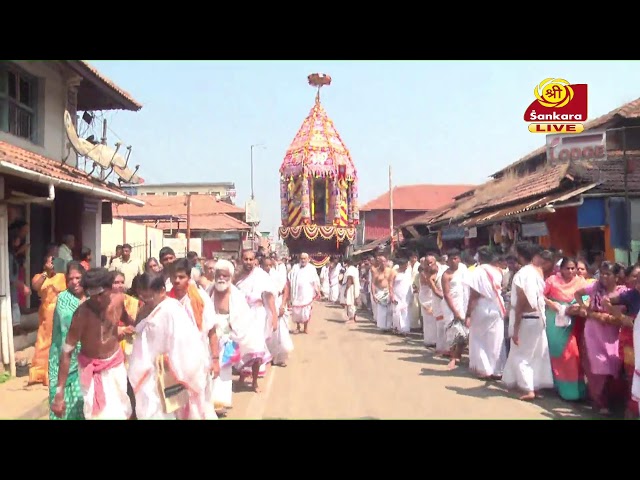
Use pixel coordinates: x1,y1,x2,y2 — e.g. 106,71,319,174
0,61,68,164
101,218,166,265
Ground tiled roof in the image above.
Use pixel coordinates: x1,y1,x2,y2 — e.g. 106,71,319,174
360,184,475,211
400,163,578,228
66,61,142,111
155,213,250,231
572,152,640,193
492,97,640,178
113,194,244,218
0,141,134,200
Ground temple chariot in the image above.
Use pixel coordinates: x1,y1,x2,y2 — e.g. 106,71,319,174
278,74,359,268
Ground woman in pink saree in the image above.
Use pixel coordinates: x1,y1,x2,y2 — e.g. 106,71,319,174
574,261,624,415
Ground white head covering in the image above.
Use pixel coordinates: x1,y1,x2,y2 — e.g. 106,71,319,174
214,259,235,277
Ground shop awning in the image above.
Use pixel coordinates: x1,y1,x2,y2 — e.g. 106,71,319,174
352,236,390,256
458,183,598,227
0,141,144,206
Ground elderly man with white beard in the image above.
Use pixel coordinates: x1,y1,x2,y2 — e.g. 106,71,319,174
209,259,254,412
288,252,321,334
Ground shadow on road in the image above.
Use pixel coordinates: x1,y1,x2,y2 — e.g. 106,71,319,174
443,380,595,419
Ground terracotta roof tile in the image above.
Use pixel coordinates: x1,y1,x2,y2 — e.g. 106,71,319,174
360,184,475,212
572,152,640,193
400,164,575,228
0,141,131,198
113,194,244,218
70,61,142,111
155,213,250,231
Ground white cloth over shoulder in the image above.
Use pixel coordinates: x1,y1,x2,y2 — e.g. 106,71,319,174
464,264,507,377
502,264,553,392
235,268,274,367
289,263,320,324
128,297,210,420
392,269,413,333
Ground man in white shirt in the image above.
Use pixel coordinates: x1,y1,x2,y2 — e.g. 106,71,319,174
109,243,143,290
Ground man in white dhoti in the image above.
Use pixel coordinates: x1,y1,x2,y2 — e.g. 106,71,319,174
391,258,414,335
167,258,220,419
359,257,371,311
209,260,256,410
419,254,443,347
288,252,321,334
433,259,449,353
407,252,421,330
441,249,470,369
320,263,330,300
51,268,133,420
128,272,210,419
464,246,507,379
370,250,396,331
261,256,294,365
234,249,278,392
502,242,553,401
328,258,342,303
343,258,360,324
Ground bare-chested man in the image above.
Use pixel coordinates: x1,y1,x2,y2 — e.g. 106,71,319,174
51,268,134,420
370,250,396,331
441,250,470,369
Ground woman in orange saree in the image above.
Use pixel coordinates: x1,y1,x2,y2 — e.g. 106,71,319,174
28,253,66,385
111,272,140,362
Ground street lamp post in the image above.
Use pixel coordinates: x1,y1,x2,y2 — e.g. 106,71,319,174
250,144,266,241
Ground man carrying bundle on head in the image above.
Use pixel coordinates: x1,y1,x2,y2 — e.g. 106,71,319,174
50,268,134,420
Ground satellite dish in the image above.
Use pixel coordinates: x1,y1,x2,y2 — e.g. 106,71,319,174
113,164,144,185
63,110,127,169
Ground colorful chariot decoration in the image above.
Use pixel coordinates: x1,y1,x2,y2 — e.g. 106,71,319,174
278,74,359,267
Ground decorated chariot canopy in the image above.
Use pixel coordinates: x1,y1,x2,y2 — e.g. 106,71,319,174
279,73,357,181
279,74,360,247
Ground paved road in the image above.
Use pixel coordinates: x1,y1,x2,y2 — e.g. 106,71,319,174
2,302,594,420
233,301,592,420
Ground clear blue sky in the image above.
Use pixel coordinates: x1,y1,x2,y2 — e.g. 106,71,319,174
90,60,640,233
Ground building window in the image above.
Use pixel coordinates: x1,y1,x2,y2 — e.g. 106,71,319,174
166,192,177,196
0,63,38,142
145,192,155,196
189,192,199,195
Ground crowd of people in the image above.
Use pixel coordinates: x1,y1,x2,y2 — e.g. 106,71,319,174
23,241,317,420
343,243,639,418
19,234,640,419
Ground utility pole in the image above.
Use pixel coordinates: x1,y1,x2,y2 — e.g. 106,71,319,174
250,145,256,200
186,193,192,253
100,119,108,180
250,144,265,244
389,165,394,254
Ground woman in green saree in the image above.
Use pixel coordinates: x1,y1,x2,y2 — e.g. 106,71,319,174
48,261,86,420
543,257,588,401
